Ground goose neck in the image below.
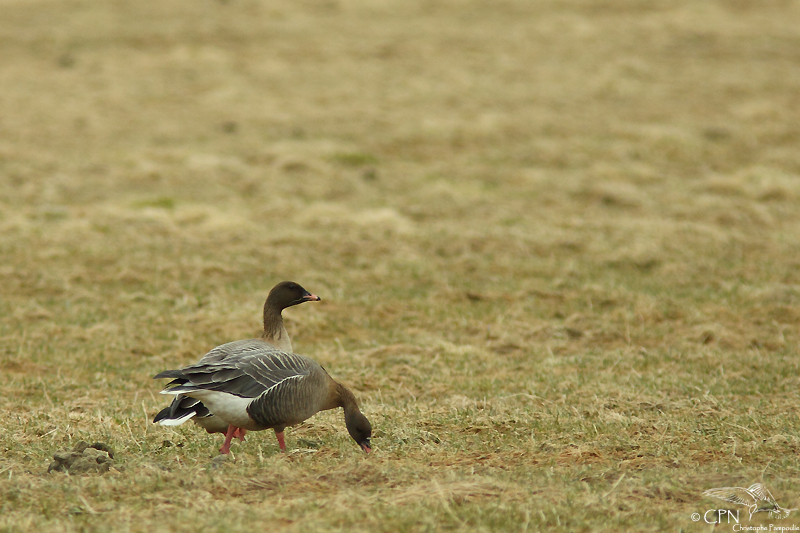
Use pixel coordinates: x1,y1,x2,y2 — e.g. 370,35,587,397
262,306,291,351
333,381,359,412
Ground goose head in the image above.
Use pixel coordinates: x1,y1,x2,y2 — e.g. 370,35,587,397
267,281,321,310
345,410,373,453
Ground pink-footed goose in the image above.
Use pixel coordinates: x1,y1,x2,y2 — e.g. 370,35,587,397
153,281,320,445
154,342,372,454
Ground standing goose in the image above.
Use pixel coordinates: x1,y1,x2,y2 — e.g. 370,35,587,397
153,281,320,442
154,342,372,454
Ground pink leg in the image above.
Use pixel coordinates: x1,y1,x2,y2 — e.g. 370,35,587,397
233,428,248,442
274,429,286,452
219,425,237,455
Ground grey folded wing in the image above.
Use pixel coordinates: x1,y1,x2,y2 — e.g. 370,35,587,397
162,344,315,400
156,341,324,429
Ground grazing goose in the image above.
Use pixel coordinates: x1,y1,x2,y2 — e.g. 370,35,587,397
154,340,372,454
153,281,320,441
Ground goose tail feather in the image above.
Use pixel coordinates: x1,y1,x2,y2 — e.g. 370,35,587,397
152,394,210,426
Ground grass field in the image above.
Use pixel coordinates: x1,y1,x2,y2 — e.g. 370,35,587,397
2,0,800,531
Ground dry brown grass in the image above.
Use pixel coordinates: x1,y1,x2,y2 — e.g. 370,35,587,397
2,0,800,531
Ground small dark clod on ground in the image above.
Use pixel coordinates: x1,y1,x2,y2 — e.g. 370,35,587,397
48,441,115,475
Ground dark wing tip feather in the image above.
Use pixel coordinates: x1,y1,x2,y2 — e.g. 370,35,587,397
153,369,186,380
153,395,210,424
152,406,172,423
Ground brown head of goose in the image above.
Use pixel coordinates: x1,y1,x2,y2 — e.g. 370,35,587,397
153,281,320,441
260,280,321,353
154,340,372,454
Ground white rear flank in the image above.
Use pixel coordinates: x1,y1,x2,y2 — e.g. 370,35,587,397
184,390,258,430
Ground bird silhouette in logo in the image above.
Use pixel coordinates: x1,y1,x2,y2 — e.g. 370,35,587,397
703,483,795,520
